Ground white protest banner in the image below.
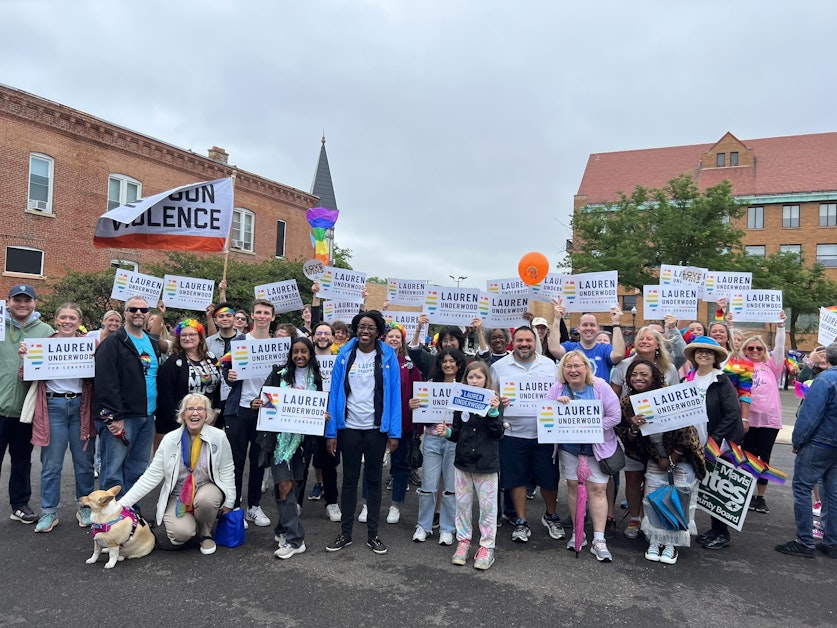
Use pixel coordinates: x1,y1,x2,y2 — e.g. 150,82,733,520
316,267,367,304
729,290,784,323
486,277,531,296
231,337,290,380
660,264,707,288
642,285,699,320
316,354,336,392
94,178,233,252
701,271,752,301
537,400,603,444
255,280,304,314
110,269,164,303
322,301,360,323
447,384,494,417
481,294,530,329
500,377,554,417
412,381,455,423
630,381,708,436
0,301,5,342
162,274,215,311
422,287,483,326
384,311,424,340
23,337,96,380
529,273,564,303
561,271,619,313
387,278,428,307
818,307,837,346
257,387,328,436
697,457,756,531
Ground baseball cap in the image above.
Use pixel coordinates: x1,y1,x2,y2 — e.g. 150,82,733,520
9,284,37,299
532,317,549,328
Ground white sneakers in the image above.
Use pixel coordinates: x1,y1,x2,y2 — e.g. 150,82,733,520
386,505,400,524
245,505,271,527
326,503,342,522
358,504,368,522
413,525,431,542
438,531,454,546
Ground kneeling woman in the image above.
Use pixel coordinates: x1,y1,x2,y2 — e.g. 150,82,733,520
120,393,235,555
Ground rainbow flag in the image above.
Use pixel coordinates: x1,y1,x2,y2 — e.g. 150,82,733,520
794,380,810,399
216,352,232,368
728,441,747,466
725,356,754,404
705,437,722,463
741,452,766,476
761,463,788,485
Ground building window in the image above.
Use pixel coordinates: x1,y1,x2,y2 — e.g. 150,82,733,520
621,295,637,312
28,153,54,212
716,153,725,167
782,205,800,228
275,220,286,258
817,244,837,267
110,259,139,271
5,246,44,276
779,244,802,257
730,151,739,166
747,206,764,229
820,203,837,227
231,208,254,252
745,245,766,258
108,175,141,211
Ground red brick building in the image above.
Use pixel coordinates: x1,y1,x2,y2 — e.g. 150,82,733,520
0,84,318,297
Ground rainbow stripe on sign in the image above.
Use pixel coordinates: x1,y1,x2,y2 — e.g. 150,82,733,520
661,268,672,283
165,279,178,297
539,408,555,428
320,271,333,290
704,275,716,291
563,281,576,301
256,288,267,299
27,344,44,366
262,391,280,410
731,294,745,311
634,397,653,415
502,382,516,402
415,385,429,406
387,281,397,298
233,346,249,368
115,273,128,291
478,295,490,316
425,291,438,313
645,289,659,307
487,282,499,293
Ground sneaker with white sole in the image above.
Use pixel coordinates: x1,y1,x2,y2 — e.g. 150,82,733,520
245,505,271,527
358,504,368,523
326,503,342,522
452,540,470,565
439,531,454,546
541,513,565,540
590,539,613,562
473,546,495,570
567,533,588,551
624,520,641,539
10,505,37,524
274,542,306,559
308,484,324,501
76,507,92,528
659,544,678,565
511,519,531,543
645,542,661,562
274,532,286,545
386,505,400,524
412,525,431,542
34,512,58,533
813,500,823,517
367,537,388,554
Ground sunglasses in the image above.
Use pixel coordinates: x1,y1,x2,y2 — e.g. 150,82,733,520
745,346,764,352
127,307,150,313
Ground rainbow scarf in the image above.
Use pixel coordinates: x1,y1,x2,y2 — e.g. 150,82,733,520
176,430,203,517
724,356,754,404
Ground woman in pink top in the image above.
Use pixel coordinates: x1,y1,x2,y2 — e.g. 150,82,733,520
739,310,786,515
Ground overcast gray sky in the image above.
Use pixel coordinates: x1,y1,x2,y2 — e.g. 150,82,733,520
2,0,834,288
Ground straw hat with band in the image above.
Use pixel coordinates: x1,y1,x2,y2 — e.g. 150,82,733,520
684,335,728,365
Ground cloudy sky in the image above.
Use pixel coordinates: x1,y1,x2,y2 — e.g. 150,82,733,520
2,0,834,288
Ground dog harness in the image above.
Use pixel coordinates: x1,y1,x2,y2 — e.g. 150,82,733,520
91,507,140,543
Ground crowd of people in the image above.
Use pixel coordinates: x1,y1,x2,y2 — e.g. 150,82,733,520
1,281,835,568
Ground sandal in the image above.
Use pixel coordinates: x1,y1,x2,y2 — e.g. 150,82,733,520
199,535,217,555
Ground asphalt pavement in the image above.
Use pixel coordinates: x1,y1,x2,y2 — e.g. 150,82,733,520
0,390,833,627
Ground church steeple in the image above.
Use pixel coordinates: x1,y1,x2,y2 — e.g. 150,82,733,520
311,133,338,211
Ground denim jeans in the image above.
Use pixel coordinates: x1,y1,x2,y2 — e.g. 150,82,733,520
390,430,412,504
97,414,153,499
417,433,456,534
0,416,34,508
40,396,95,513
793,442,837,548
339,428,387,540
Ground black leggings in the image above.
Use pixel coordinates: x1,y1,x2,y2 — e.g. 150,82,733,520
742,426,779,486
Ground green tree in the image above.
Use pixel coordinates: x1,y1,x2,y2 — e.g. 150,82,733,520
333,244,353,269
39,267,119,330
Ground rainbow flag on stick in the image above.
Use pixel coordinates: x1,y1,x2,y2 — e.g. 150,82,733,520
741,452,766,477
761,463,788,485
728,441,747,466
705,437,722,463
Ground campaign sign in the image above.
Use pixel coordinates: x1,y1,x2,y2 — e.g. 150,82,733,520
384,311,424,341
642,285,699,320
23,337,96,380
561,271,618,313
162,274,215,311
701,271,752,301
110,269,163,303
412,381,455,423
316,266,367,304
422,287,483,326
302,259,326,280
482,294,530,329
729,290,784,323
486,277,531,296
500,377,554,417
659,264,707,288
447,383,494,417
316,354,336,392
0,301,5,342
257,386,328,436
818,307,837,346
630,381,707,436
387,278,428,307
231,337,290,380
697,457,756,531
322,301,360,323
529,273,564,303
537,400,603,444
255,279,304,314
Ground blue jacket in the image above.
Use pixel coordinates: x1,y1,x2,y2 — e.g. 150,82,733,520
793,365,837,449
325,338,401,439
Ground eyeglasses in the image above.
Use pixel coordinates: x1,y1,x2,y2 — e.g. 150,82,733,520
179,333,199,339
745,346,764,353
564,364,587,370
357,325,378,332
186,407,207,413
127,307,149,313
314,331,332,336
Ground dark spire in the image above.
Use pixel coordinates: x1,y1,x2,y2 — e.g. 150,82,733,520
311,133,338,211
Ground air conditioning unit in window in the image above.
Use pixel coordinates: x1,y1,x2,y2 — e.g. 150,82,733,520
28,200,48,211
231,240,244,250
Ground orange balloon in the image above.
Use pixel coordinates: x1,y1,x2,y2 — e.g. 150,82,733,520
518,252,550,285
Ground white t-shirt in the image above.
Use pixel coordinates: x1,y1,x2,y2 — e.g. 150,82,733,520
690,371,716,445
240,333,267,408
346,349,376,430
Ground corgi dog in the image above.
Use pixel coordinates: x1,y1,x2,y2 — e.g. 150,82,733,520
80,486,155,569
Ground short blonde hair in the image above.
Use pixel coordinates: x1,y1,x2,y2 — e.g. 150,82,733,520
557,350,596,386
176,393,213,425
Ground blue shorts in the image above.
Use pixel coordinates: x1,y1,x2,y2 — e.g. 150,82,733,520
499,436,559,491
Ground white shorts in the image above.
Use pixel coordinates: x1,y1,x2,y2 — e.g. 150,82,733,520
624,455,645,472
558,449,610,484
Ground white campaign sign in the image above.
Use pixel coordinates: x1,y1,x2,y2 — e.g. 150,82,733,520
316,267,367,304
422,287,483,326
231,337,291,380
537,400,603,444
499,377,554,417
387,278,428,307
162,274,215,311
446,383,494,417
412,381,456,423
660,264,707,288
486,277,531,296
255,280,304,314
384,311,425,341
630,381,708,436
23,337,96,380
642,285,699,319
481,294,530,329
257,386,328,436
818,307,837,346
561,271,619,313
701,271,752,301
110,269,164,303
729,290,784,323
529,273,564,303
322,301,360,323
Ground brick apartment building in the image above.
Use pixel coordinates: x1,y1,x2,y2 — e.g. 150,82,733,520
572,131,837,335
0,84,318,298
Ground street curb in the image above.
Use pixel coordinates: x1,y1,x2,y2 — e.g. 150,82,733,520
777,424,793,445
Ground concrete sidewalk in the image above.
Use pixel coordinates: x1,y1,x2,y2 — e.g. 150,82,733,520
777,387,801,445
